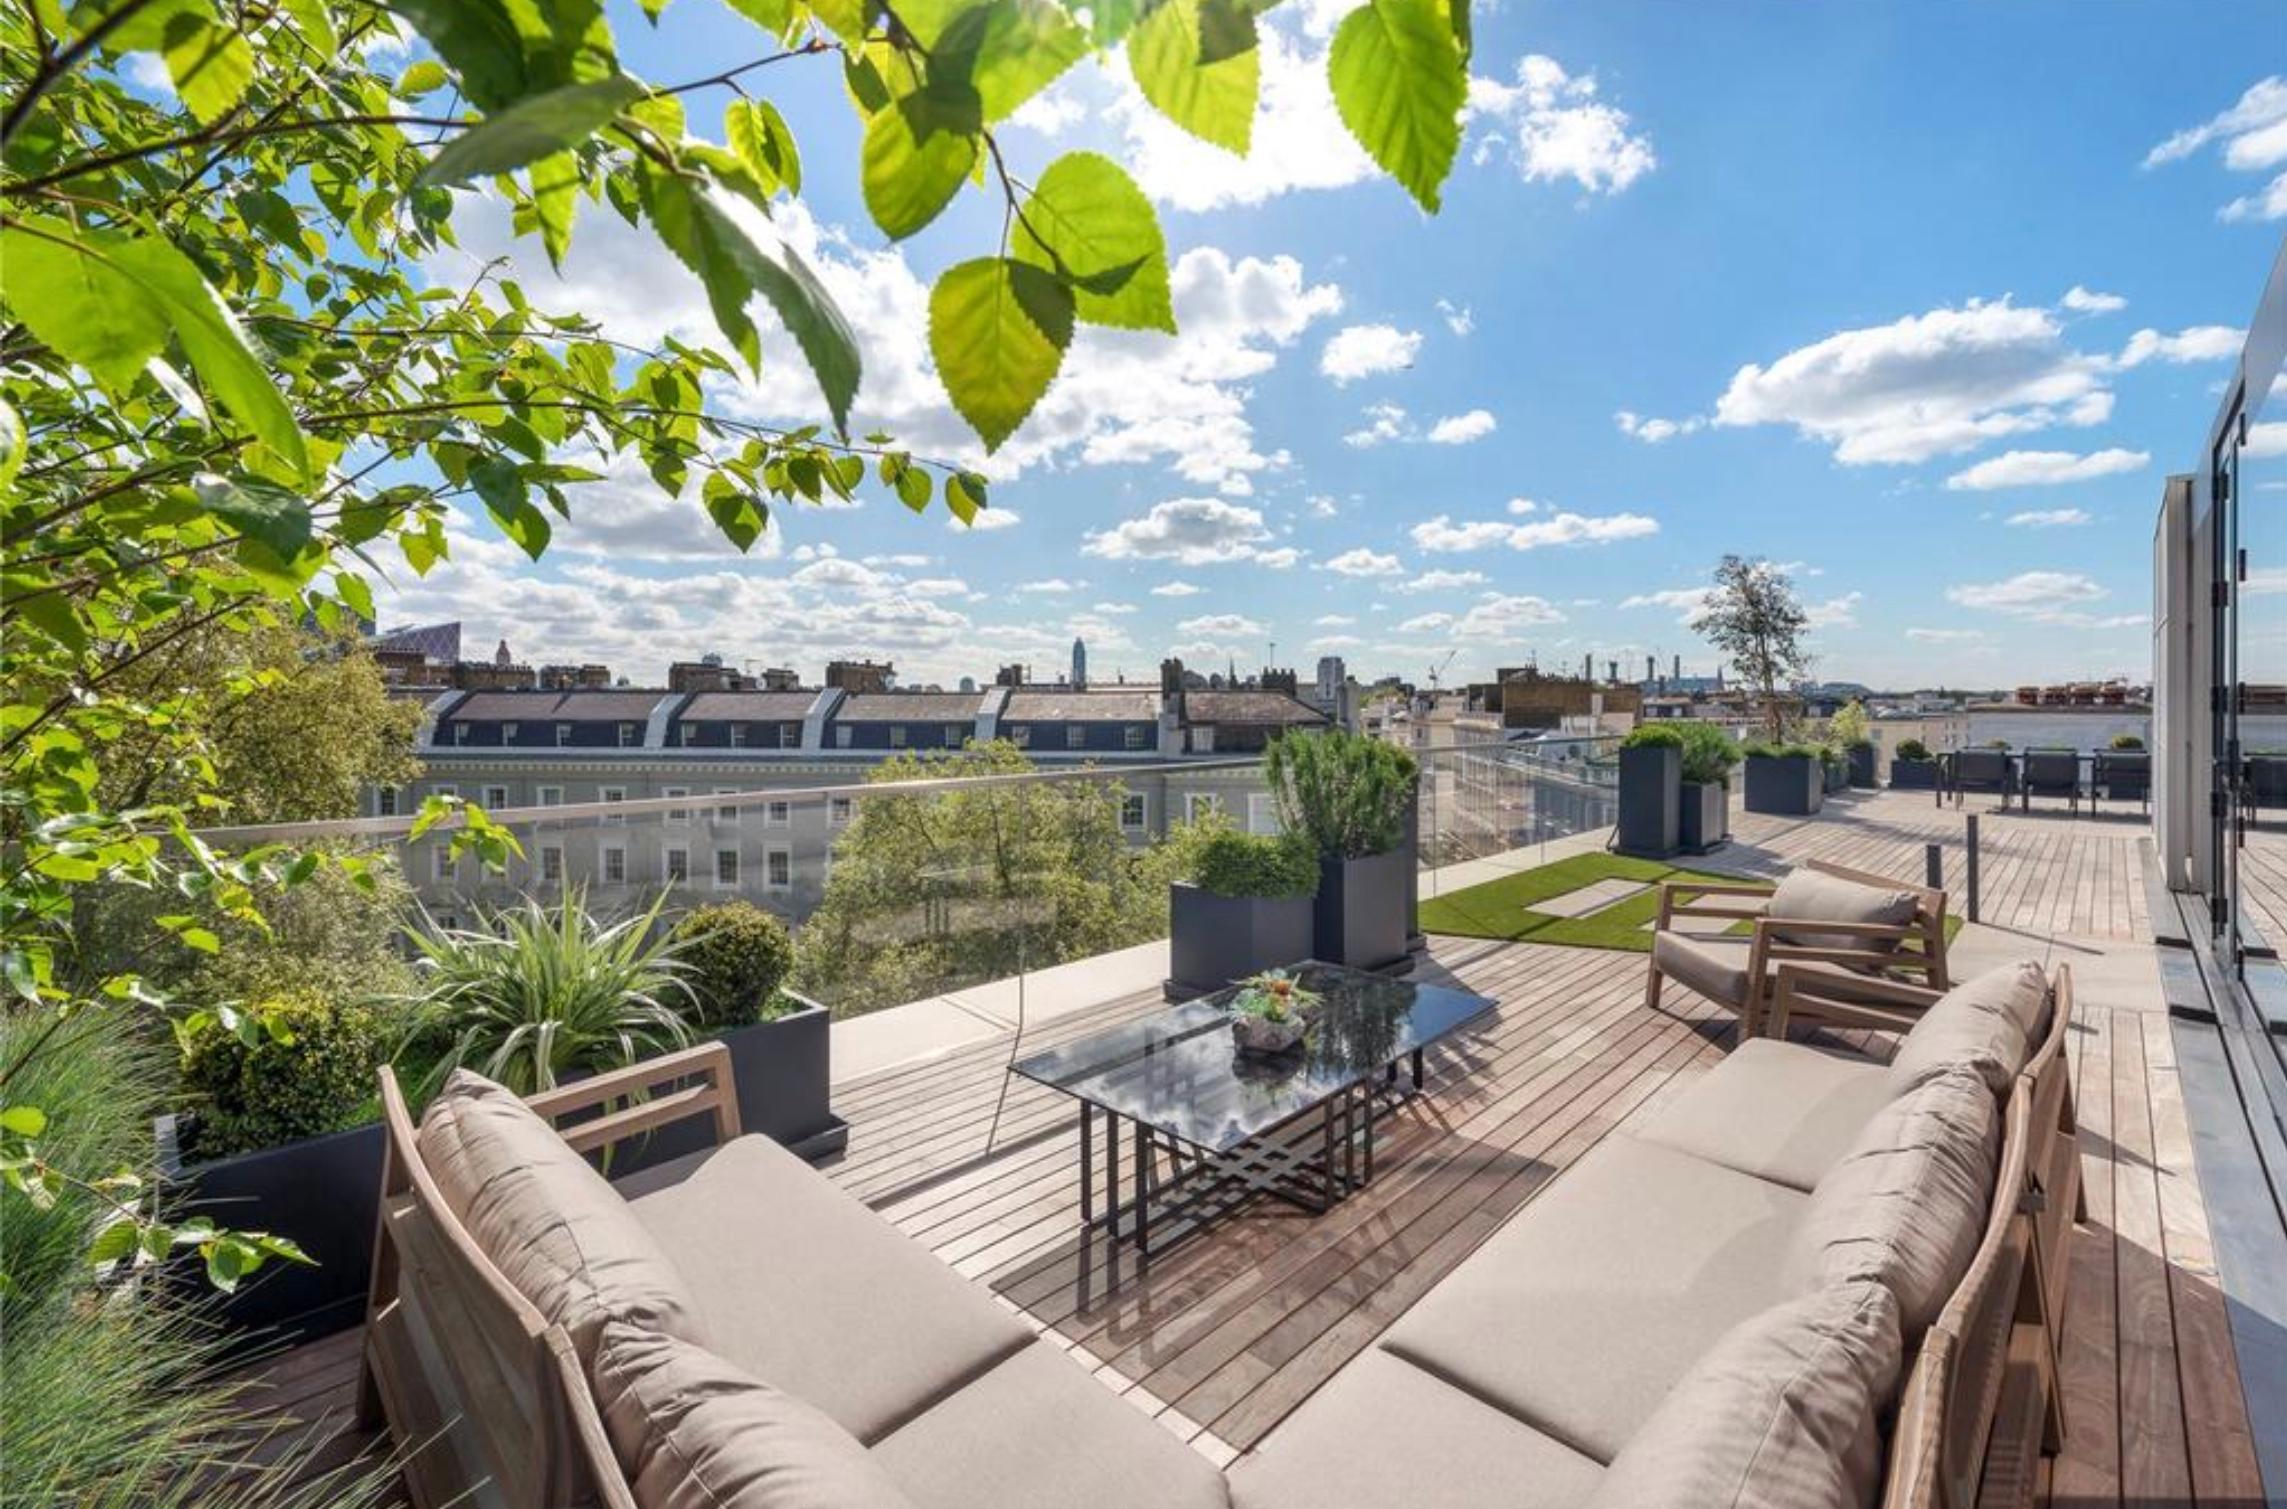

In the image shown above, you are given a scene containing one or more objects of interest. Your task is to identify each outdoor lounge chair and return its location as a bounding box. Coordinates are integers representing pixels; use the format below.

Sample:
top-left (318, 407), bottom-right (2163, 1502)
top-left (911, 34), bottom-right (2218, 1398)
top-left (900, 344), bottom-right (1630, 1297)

top-left (1641, 857), bottom-right (1950, 1039)
top-left (1948, 747), bottom-right (2016, 808)
top-left (2019, 747), bottom-right (2082, 814)
top-left (2093, 748), bottom-right (2150, 811)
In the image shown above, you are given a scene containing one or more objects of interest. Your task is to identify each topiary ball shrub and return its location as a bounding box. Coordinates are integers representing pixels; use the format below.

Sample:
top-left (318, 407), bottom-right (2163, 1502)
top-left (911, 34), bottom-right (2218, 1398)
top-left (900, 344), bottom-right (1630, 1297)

top-left (1191, 829), bottom-right (1320, 900)
top-left (1895, 739), bottom-right (1932, 762)
top-left (178, 987), bottom-right (384, 1160)
top-left (1620, 723), bottom-right (1686, 750)
top-left (671, 901), bottom-right (798, 1028)
top-left (2110, 733), bottom-right (2145, 751)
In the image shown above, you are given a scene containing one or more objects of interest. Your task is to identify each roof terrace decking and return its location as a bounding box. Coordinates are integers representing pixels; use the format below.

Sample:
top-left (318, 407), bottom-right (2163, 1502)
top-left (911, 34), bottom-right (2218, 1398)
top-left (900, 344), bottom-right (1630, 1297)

top-left (225, 790), bottom-right (2277, 1507)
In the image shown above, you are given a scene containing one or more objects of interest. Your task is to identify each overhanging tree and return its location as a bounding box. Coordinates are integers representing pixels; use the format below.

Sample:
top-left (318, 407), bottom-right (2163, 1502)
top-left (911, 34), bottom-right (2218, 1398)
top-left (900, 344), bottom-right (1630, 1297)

top-left (1697, 554), bottom-right (1810, 741)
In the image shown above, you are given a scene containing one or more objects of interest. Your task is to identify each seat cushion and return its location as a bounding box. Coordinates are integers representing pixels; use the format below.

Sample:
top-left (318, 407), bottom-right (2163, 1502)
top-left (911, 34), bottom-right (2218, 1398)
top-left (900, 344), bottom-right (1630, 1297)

top-left (869, 1339), bottom-right (1229, 1509)
top-left (1636, 1039), bottom-right (1902, 1191)
top-left (592, 1322), bottom-right (917, 1509)
top-left (1784, 1066), bottom-right (1998, 1337)
top-left (1766, 869), bottom-right (1920, 954)
top-left (1890, 960), bottom-right (2051, 1095)
top-left (1583, 1282), bottom-right (1903, 1509)
top-left (624, 1135), bottom-right (1032, 1444)
top-left (1652, 931), bottom-right (1752, 1010)
top-left (1231, 1348), bottom-right (1604, 1509)
top-left (416, 1070), bottom-right (701, 1362)
top-left (1381, 1134), bottom-right (1808, 1463)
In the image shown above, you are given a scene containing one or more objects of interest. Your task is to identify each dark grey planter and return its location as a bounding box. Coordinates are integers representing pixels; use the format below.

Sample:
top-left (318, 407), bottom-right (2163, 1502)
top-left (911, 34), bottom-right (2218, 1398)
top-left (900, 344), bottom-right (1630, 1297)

top-left (1313, 845), bottom-right (1411, 973)
top-left (1847, 744), bottom-right (1877, 788)
top-left (1890, 757), bottom-right (1939, 790)
top-left (1822, 759), bottom-right (1849, 795)
top-left (1678, 781), bottom-right (1729, 852)
top-left (1743, 753), bottom-right (1824, 816)
top-left (599, 996), bottom-right (847, 1174)
top-left (1166, 882), bottom-right (1315, 1000)
top-left (156, 1116), bottom-right (384, 1353)
top-left (1615, 743), bottom-right (1681, 858)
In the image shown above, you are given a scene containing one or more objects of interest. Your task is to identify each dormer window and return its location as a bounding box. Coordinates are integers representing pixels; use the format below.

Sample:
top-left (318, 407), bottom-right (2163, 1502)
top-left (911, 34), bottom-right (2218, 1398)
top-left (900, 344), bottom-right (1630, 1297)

top-left (502, 722), bottom-right (519, 743)
top-left (618, 722), bottom-right (639, 747)
top-left (730, 724), bottom-right (747, 747)
top-left (556, 723), bottom-right (572, 746)
top-left (1065, 724), bottom-right (1084, 750)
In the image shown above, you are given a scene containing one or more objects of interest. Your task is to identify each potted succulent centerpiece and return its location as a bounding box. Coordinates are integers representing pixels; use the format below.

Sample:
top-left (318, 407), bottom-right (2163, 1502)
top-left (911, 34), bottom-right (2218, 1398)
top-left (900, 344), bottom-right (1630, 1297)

top-left (1614, 724), bottom-right (1684, 858)
top-left (1228, 968), bottom-right (1321, 1056)
top-left (1890, 737), bottom-right (1940, 790)
top-left (1674, 722), bottom-right (1738, 852)
top-left (1267, 731), bottom-right (1420, 973)
top-left (1741, 741), bottom-right (1825, 816)
top-left (1165, 820), bottom-right (1319, 1000)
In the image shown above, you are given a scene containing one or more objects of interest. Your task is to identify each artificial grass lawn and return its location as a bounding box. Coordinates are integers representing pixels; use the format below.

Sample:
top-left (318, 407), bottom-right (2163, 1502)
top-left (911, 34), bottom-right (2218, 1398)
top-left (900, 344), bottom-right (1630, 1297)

top-left (1415, 851), bottom-right (1744, 953)
top-left (1415, 852), bottom-right (1968, 955)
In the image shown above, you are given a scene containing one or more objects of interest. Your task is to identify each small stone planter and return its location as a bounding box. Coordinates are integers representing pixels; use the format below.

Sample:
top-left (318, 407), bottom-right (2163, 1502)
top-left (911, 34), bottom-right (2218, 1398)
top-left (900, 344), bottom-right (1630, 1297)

top-left (1743, 752), bottom-right (1824, 816)
top-left (1313, 843), bottom-right (1413, 973)
top-left (1230, 1012), bottom-right (1308, 1056)
top-left (1847, 744), bottom-right (1877, 788)
top-left (1890, 757), bottom-right (1939, 790)
top-left (1615, 742), bottom-right (1682, 858)
top-left (1678, 780), bottom-right (1729, 852)
top-left (1167, 883), bottom-right (1315, 1000)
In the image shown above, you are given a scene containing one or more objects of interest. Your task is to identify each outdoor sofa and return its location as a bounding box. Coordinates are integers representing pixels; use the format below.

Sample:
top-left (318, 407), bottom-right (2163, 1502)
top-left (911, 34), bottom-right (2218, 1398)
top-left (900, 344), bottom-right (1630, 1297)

top-left (360, 956), bottom-right (2074, 1509)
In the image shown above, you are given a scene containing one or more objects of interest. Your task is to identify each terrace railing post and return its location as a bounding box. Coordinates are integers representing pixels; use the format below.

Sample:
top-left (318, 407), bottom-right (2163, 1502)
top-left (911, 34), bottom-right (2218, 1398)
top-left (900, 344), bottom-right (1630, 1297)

top-left (1926, 842), bottom-right (1943, 892)
top-left (1965, 814), bottom-right (1981, 924)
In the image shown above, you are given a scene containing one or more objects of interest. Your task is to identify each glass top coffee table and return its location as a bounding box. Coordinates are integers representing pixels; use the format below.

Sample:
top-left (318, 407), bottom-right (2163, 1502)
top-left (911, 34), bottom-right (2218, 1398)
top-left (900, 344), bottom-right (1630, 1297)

top-left (1011, 962), bottom-right (1497, 1264)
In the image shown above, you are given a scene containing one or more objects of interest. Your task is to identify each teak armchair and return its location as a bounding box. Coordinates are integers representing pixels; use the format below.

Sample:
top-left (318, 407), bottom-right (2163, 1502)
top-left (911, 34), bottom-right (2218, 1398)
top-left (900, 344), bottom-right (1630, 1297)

top-left (1642, 857), bottom-right (1950, 1039)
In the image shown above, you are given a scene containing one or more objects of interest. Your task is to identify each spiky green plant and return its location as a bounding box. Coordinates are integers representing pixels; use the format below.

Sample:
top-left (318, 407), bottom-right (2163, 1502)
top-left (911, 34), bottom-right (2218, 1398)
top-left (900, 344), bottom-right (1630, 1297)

top-left (401, 888), bottom-right (696, 1096)
top-left (1265, 731), bottom-right (1419, 860)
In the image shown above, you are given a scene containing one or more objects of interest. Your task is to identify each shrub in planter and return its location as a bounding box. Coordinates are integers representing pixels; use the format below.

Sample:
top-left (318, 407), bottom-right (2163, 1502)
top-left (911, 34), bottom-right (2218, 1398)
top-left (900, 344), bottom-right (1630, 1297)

top-left (1192, 826), bottom-right (1321, 900)
top-left (1890, 737), bottom-right (1939, 790)
top-left (1673, 722), bottom-right (1737, 850)
top-left (671, 900), bottom-right (798, 1027)
top-left (177, 988), bottom-right (384, 1161)
top-left (2109, 733), bottom-right (2146, 751)
top-left (1267, 731), bottom-right (1418, 970)
top-left (1166, 824), bottom-right (1319, 998)
top-left (1741, 741), bottom-right (1825, 815)
top-left (1616, 725), bottom-right (1684, 857)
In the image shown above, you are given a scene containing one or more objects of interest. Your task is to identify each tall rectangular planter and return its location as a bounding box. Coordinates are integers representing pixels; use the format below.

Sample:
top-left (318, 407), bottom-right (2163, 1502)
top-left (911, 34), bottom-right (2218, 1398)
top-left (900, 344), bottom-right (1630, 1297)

top-left (1678, 780), bottom-right (1729, 852)
top-left (1313, 845), bottom-right (1411, 973)
top-left (1166, 883), bottom-right (1315, 1000)
top-left (599, 997), bottom-right (848, 1175)
top-left (1847, 744), bottom-right (1877, 788)
top-left (1615, 743), bottom-right (1681, 858)
top-left (1890, 757), bottom-right (1939, 790)
top-left (1743, 753), bottom-right (1823, 816)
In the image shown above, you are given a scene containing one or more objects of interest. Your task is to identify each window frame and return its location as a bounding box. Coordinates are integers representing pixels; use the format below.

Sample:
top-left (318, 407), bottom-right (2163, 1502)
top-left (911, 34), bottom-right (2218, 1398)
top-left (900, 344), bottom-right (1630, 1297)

top-left (714, 847), bottom-right (740, 888)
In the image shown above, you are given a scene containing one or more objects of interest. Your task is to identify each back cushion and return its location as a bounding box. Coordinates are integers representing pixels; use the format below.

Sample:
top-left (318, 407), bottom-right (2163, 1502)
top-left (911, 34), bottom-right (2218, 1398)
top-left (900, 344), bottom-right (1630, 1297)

top-left (1585, 1281), bottom-right (1902, 1509)
top-left (1784, 1066), bottom-right (1998, 1338)
top-left (593, 1322), bottom-right (918, 1509)
top-left (1889, 960), bottom-right (2050, 1095)
top-left (1766, 869), bottom-right (1920, 955)
top-left (418, 1070), bottom-right (702, 1362)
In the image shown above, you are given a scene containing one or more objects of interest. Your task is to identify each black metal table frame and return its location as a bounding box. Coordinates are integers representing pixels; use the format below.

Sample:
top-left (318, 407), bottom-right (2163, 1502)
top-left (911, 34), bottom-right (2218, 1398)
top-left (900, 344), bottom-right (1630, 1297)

top-left (1074, 1048), bottom-right (1429, 1262)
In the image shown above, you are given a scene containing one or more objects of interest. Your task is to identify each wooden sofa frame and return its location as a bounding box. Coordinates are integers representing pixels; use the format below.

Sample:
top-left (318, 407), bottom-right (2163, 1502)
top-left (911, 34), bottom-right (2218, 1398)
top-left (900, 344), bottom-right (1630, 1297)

top-left (1644, 857), bottom-right (1952, 1037)
top-left (356, 1042), bottom-right (744, 1509)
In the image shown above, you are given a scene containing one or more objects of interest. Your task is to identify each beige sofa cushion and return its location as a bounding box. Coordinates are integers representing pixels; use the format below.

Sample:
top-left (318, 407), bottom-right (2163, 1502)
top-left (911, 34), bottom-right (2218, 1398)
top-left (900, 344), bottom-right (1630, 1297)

top-left (1784, 1066), bottom-right (1997, 1336)
top-left (1230, 1348), bottom-right (1603, 1509)
top-left (1651, 931), bottom-right (1753, 1009)
top-left (1635, 1039), bottom-right (1901, 1192)
top-left (1584, 1282), bottom-right (1902, 1509)
top-left (1381, 1134), bottom-right (1806, 1463)
top-left (1765, 868), bottom-right (1919, 954)
top-left (592, 1322), bottom-right (917, 1509)
top-left (1890, 960), bottom-right (2050, 1095)
top-left (623, 1134), bottom-right (1032, 1444)
top-left (869, 1339), bottom-right (1231, 1509)
top-left (416, 1070), bottom-right (700, 1360)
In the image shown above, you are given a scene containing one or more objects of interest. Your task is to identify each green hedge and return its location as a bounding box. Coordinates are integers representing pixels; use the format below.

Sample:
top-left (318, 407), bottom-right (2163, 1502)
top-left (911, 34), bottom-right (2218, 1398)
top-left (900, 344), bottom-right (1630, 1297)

top-left (670, 900), bottom-right (798, 1027)
top-left (1620, 723), bottom-right (1685, 750)
top-left (178, 988), bottom-right (384, 1159)
top-left (1191, 828), bottom-right (1320, 899)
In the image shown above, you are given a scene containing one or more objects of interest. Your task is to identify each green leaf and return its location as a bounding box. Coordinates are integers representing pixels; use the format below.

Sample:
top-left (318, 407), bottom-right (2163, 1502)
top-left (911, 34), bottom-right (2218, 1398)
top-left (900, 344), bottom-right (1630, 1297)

top-left (687, 185), bottom-right (863, 436)
top-left (860, 82), bottom-right (980, 240)
top-left (529, 151), bottom-right (580, 268)
top-left (929, 257), bottom-right (1073, 452)
top-left (190, 473), bottom-right (313, 561)
top-left (470, 457), bottom-right (552, 559)
top-left (702, 472), bottom-right (767, 550)
top-left (1012, 151), bottom-right (1174, 333)
top-left (1130, 0), bottom-right (1258, 154)
top-left (808, 0), bottom-right (870, 43)
top-left (726, 98), bottom-right (802, 197)
top-left (1327, 0), bottom-right (1465, 212)
top-left (385, 0), bottom-right (530, 111)
top-left (87, 1219), bottom-right (139, 1266)
top-left (0, 398), bottom-right (23, 494)
top-left (946, 470), bottom-right (987, 524)
top-left (162, 12), bottom-right (254, 125)
top-left (281, 0), bottom-right (339, 56)
top-left (395, 59), bottom-right (449, 97)
top-left (724, 0), bottom-right (795, 34)
top-left (0, 216), bottom-right (170, 390)
top-left (0, 1105), bottom-right (48, 1138)
top-left (419, 74), bottom-right (647, 187)
top-left (903, 0), bottom-right (1087, 123)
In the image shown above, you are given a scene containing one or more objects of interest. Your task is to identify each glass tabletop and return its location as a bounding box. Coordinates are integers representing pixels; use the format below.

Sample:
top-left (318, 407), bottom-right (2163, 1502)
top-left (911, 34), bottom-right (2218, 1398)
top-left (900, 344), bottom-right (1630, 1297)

top-left (1010, 962), bottom-right (1498, 1152)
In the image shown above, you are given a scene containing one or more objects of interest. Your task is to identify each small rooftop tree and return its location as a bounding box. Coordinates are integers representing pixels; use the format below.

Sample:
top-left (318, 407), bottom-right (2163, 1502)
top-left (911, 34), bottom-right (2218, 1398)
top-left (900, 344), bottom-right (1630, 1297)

top-left (1698, 556), bottom-right (1811, 741)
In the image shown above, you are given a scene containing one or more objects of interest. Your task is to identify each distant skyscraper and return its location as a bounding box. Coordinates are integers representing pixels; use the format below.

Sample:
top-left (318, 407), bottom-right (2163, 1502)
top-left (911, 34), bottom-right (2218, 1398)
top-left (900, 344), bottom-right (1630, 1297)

top-left (1071, 637), bottom-right (1087, 689)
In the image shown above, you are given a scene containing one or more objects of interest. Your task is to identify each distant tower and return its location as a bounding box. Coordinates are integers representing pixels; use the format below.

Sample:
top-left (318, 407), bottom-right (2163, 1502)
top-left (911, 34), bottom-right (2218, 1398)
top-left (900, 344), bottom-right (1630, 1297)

top-left (494, 638), bottom-right (513, 667)
top-left (1071, 637), bottom-right (1087, 689)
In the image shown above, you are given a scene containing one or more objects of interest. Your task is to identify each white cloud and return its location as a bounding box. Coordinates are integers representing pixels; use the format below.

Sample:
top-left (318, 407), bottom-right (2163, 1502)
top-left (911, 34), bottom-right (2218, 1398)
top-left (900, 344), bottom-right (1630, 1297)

top-left (2248, 421), bottom-right (2287, 460)
top-left (1310, 634), bottom-right (1364, 649)
top-left (1397, 612), bottom-right (1454, 634)
top-left (1314, 614), bottom-right (1357, 627)
top-left (2006, 508), bottom-right (2093, 528)
top-left (1410, 509), bottom-right (1659, 553)
top-left (2061, 286), bottom-right (2127, 315)
top-left (1436, 299), bottom-right (1475, 336)
top-left (2145, 77), bottom-right (2287, 223)
top-left (1451, 594), bottom-right (1566, 637)
top-left (1305, 494), bottom-right (1340, 519)
top-left (1505, 497), bottom-right (1540, 515)
top-left (1943, 448), bottom-right (2149, 490)
top-left (1945, 570), bottom-right (2117, 624)
top-left (1252, 546), bottom-right (1302, 569)
top-left (956, 508), bottom-right (1023, 532)
top-left (1397, 568), bottom-right (1489, 594)
top-left (1321, 323), bottom-right (1422, 384)
top-left (1468, 55), bottom-right (1656, 195)
top-left (864, 553), bottom-right (934, 568)
top-left (1614, 410), bottom-right (1704, 444)
top-left (1150, 580), bottom-right (1205, 597)
top-left (1426, 408), bottom-right (1498, 445)
top-left (1905, 627), bottom-right (1985, 643)
top-left (1084, 497), bottom-right (1278, 564)
top-left (1092, 601), bottom-right (1137, 615)
top-left (1179, 613), bottom-right (1266, 638)
top-left (1015, 578), bottom-right (1083, 594)
top-left (1343, 402), bottom-right (1410, 448)
top-left (2117, 325), bottom-right (2244, 366)
top-left (1806, 592), bottom-right (1863, 631)
top-left (1712, 298), bottom-right (2113, 465)
top-left (1326, 547), bottom-right (1405, 578)
top-left (1621, 586), bottom-right (1713, 613)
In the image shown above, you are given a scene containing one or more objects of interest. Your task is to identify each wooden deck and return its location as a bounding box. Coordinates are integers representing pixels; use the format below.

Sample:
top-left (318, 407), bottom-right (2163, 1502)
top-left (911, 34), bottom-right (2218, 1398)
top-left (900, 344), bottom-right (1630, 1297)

top-left (226, 796), bottom-right (2273, 1507)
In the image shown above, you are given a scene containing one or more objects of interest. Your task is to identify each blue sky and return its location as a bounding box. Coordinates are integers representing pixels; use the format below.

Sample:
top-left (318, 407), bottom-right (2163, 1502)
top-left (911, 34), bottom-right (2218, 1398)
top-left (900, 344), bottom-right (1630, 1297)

top-left (369, 0), bottom-right (2286, 691)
